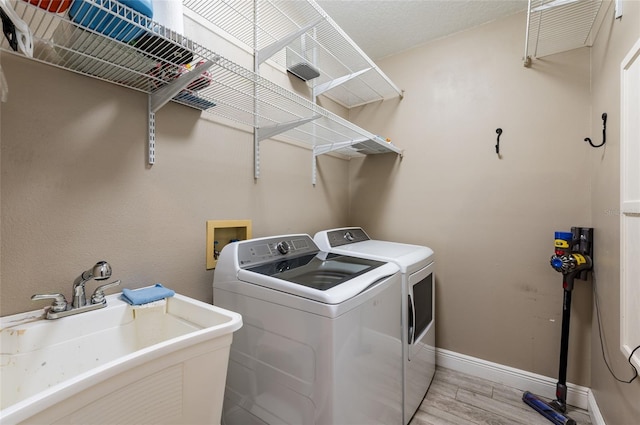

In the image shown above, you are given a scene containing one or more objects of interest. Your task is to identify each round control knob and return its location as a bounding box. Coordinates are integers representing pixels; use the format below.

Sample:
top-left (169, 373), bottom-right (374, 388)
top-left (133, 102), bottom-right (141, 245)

top-left (276, 241), bottom-right (290, 255)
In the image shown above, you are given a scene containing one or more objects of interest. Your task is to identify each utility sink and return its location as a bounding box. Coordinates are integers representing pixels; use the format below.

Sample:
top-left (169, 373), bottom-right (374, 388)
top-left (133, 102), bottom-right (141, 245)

top-left (0, 292), bottom-right (242, 425)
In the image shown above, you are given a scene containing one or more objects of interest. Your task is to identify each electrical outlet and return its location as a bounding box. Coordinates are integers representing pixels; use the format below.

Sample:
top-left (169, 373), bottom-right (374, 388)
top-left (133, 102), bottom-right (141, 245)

top-left (206, 220), bottom-right (252, 269)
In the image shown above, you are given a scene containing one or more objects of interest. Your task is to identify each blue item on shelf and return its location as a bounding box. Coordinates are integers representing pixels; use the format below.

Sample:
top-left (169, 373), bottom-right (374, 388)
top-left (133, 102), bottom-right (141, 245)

top-left (121, 283), bottom-right (175, 305)
top-left (69, 0), bottom-right (154, 42)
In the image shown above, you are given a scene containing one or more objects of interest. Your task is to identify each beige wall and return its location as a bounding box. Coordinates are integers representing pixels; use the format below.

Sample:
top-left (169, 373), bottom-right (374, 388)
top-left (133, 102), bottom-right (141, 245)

top-left (349, 12), bottom-right (593, 385)
top-left (0, 54), bottom-right (350, 316)
top-left (348, 2), bottom-right (640, 421)
top-left (589, 1), bottom-right (640, 424)
top-left (2, 3), bottom-right (639, 422)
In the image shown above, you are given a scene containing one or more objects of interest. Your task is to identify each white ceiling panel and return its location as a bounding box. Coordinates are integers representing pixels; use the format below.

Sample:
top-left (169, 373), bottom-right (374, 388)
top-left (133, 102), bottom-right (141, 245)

top-left (317, 0), bottom-right (528, 59)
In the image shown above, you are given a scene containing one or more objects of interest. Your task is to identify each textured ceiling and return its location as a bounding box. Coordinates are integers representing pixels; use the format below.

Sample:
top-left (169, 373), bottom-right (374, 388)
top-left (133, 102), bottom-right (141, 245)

top-left (317, 0), bottom-right (529, 60)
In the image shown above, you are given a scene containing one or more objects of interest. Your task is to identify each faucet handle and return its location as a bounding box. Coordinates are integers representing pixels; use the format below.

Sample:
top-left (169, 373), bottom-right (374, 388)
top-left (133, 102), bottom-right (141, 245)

top-left (31, 293), bottom-right (68, 312)
top-left (91, 280), bottom-right (121, 304)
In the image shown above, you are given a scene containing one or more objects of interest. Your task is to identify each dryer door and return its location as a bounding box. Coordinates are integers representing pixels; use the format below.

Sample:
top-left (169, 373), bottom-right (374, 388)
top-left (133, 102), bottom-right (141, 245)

top-left (405, 261), bottom-right (436, 423)
top-left (407, 261), bottom-right (434, 361)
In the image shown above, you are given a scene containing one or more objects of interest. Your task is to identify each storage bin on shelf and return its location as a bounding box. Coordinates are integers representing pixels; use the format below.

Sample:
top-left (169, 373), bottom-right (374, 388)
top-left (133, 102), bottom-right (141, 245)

top-left (68, 0), bottom-right (153, 42)
top-left (25, 0), bottom-right (71, 13)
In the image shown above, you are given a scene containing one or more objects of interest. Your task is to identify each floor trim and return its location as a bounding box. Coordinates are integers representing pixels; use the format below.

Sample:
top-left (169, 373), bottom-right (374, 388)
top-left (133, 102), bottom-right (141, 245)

top-left (435, 348), bottom-right (591, 410)
top-left (587, 390), bottom-right (606, 425)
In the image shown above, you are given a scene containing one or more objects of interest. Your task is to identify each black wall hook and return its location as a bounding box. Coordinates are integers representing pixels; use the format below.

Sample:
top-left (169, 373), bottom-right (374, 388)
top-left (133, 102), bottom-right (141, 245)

top-left (495, 128), bottom-right (503, 155)
top-left (585, 113), bottom-right (607, 148)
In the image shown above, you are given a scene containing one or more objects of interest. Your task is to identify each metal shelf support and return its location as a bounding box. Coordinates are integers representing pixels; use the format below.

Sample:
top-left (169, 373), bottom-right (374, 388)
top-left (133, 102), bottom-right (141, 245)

top-left (257, 18), bottom-right (324, 65)
top-left (149, 60), bottom-right (216, 112)
top-left (254, 115), bottom-right (321, 179)
top-left (313, 68), bottom-right (372, 98)
top-left (257, 116), bottom-right (321, 142)
top-left (312, 140), bottom-right (365, 186)
top-left (147, 60), bottom-right (216, 164)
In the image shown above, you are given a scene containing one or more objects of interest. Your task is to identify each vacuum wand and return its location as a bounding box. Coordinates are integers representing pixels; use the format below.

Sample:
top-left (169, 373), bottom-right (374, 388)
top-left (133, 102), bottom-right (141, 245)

top-left (523, 228), bottom-right (593, 425)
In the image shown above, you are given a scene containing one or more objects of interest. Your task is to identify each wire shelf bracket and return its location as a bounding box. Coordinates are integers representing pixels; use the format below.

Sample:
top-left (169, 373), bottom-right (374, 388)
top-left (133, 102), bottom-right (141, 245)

top-left (257, 115), bottom-right (321, 142)
top-left (147, 60), bottom-right (216, 164)
top-left (149, 60), bottom-right (216, 112)
top-left (313, 68), bottom-right (371, 98)
top-left (253, 115), bottom-right (321, 179)
top-left (256, 18), bottom-right (324, 66)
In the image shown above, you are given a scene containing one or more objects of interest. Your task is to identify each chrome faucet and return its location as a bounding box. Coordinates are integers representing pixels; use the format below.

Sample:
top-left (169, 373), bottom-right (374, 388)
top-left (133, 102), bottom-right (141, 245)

top-left (31, 261), bottom-right (121, 319)
top-left (72, 261), bottom-right (112, 308)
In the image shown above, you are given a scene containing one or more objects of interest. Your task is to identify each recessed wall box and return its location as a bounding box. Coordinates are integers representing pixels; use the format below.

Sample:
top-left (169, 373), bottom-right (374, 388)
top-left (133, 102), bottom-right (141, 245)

top-left (206, 220), bottom-right (252, 269)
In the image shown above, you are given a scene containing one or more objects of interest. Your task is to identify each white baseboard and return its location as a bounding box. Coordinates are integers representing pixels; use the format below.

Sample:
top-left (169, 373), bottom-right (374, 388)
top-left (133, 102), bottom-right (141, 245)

top-left (587, 390), bottom-right (606, 425)
top-left (435, 348), bottom-right (591, 410)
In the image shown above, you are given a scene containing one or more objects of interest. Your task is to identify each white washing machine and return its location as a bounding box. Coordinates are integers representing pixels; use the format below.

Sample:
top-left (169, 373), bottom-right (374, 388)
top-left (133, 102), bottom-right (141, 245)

top-left (314, 227), bottom-right (435, 424)
top-left (213, 234), bottom-right (403, 425)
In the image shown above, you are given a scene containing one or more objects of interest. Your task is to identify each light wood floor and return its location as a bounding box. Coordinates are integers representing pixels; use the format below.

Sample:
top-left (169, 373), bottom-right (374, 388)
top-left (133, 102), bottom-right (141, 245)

top-left (409, 367), bottom-right (593, 425)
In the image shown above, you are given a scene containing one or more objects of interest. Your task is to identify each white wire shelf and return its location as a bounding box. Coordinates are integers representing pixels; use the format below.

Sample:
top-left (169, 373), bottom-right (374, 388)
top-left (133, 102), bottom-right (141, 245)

top-left (1, 0), bottom-right (402, 172)
top-left (182, 0), bottom-right (404, 108)
top-left (524, 0), bottom-right (607, 66)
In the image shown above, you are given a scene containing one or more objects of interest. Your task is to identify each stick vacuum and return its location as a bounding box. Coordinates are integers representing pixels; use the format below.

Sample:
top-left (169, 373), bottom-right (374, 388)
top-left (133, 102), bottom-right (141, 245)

top-left (523, 227), bottom-right (593, 425)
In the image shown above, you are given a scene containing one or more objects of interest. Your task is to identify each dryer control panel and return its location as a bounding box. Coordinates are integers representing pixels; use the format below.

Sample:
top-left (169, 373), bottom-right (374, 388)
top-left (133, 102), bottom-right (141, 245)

top-left (324, 227), bottom-right (370, 247)
top-left (237, 235), bottom-right (319, 268)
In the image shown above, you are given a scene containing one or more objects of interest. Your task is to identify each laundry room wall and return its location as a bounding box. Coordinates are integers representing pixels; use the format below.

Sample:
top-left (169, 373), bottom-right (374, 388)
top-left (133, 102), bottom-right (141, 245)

top-left (588, 1), bottom-right (640, 424)
top-left (348, 11), bottom-right (594, 387)
top-left (0, 52), bottom-right (350, 316)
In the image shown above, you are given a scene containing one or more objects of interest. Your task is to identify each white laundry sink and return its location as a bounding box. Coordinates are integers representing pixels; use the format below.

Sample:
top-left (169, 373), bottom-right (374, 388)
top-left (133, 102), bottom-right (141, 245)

top-left (0, 292), bottom-right (242, 425)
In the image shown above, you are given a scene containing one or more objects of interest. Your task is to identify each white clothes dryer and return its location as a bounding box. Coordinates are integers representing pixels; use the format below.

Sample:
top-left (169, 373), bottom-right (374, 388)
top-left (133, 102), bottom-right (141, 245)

top-left (213, 234), bottom-right (403, 425)
top-left (314, 227), bottom-right (435, 425)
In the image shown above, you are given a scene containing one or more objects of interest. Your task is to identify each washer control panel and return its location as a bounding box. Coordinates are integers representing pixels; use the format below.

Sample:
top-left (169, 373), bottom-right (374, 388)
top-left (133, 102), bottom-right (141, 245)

top-left (238, 235), bottom-right (318, 267)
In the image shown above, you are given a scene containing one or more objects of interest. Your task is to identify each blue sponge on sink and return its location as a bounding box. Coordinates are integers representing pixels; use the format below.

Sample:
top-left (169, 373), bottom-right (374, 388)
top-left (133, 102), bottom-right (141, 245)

top-left (122, 284), bottom-right (175, 305)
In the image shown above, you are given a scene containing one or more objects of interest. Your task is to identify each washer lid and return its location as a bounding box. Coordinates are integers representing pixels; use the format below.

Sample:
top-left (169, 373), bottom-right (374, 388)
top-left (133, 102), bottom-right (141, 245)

top-left (247, 252), bottom-right (384, 289)
top-left (237, 251), bottom-right (399, 304)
